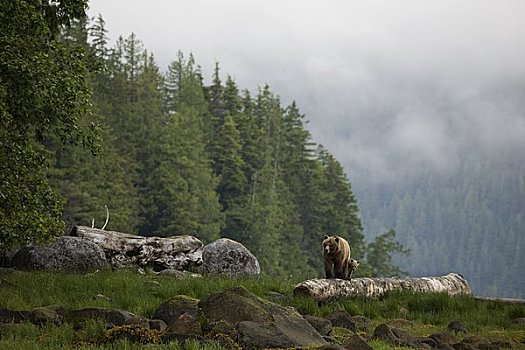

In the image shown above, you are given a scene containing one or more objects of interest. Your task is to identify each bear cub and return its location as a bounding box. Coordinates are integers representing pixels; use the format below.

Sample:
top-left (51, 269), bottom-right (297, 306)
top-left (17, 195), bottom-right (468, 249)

top-left (322, 235), bottom-right (352, 280)
top-left (348, 258), bottom-right (360, 279)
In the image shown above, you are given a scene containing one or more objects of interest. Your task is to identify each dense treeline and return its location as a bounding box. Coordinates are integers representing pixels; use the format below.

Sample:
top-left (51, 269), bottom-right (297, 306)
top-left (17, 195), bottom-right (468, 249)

top-left (48, 17), bottom-right (369, 278)
top-left (0, 6), bottom-right (408, 279)
top-left (357, 152), bottom-right (525, 298)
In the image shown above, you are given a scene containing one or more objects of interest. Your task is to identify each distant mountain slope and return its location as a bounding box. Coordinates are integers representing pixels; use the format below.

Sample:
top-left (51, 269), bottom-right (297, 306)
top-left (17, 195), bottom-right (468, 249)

top-left (354, 151), bottom-right (525, 298)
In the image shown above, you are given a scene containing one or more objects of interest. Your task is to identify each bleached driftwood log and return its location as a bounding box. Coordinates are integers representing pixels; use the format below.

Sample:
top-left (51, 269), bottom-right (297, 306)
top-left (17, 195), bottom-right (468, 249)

top-left (293, 273), bottom-right (471, 302)
top-left (71, 226), bottom-right (203, 271)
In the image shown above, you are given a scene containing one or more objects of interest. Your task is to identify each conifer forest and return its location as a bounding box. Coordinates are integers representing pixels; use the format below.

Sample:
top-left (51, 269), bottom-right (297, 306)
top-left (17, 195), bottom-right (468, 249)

top-left (1, 1), bottom-right (523, 299)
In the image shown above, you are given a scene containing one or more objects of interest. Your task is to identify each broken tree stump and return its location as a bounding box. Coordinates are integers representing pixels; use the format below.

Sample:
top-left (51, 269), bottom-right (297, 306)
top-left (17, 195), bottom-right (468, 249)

top-left (71, 226), bottom-right (203, 271)
top-left (293, 273), bottom-right (471, 302)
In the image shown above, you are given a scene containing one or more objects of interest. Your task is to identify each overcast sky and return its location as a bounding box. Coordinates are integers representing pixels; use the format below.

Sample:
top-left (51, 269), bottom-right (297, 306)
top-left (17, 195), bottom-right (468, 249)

top-left (87, 0), bottom-right (525, 184)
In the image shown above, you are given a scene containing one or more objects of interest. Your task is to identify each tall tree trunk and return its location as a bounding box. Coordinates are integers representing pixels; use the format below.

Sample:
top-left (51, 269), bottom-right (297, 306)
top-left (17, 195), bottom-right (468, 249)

top-left (293, 273), bottom-right (471, 302)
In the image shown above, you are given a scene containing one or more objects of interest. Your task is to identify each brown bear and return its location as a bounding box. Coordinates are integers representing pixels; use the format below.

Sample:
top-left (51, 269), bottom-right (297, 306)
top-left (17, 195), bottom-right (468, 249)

top-left (348, 258), bottom-right (360, 279)
top-left (322, 235), bottom-right (351, 279)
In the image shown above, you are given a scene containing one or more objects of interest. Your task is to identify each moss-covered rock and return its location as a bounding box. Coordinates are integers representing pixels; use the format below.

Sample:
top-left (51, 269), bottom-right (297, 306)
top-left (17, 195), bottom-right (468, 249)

top-left (151, 295), bottom-right (199, 326)
top-left (30, 305), bottom-right (65, 325)
top-left (198, 286), bottom-right (326, 349)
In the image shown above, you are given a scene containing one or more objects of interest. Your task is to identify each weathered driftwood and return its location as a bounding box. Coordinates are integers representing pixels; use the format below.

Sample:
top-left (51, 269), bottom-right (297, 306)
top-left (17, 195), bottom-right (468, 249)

top-left (71, 226), bottom-right (203, 271)
top-left (293, 273), bottom-right (471, 302)
top-left (474, 296), bottom-right (525, 305)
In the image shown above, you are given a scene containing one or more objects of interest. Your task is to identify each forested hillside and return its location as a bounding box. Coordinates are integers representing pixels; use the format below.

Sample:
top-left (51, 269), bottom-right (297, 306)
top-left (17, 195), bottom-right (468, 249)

top-left (0, 13), bottom-right (406, 279)
top-left (355, 151), bottom-right (525, 298)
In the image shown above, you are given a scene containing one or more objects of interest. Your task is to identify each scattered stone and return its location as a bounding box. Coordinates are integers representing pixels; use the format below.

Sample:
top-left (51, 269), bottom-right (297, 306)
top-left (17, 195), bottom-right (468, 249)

top-left (374, 323), bottom-right (429, 349)
top-left (201, 238), bottom-right (260, 277)
top-left (437, 345), bottom-right (456, 350)
top-left (448, 320), bottom-right (468, 334)
top-left (347, 315), bottom-right (372, 332)
top-left (416, 337), bottom-right (438, 348)
top-left (30, 305), bottom-right (65, 325)
top-left (207, 319), bottom-right (238, 337)
top-left (461, 336), bottom-right (491, 348)
top-left (124, 316), bottom-right (150, 328)
top-left (323, 335), bottom-right (338, 344)
top-left (151, 295), bottom-right (199, 326)
top-left (265, 291), bottom-right (290, 303)
top-left (148, 319), bottom-right (167, 332)
top-left (342, 334), bottom-right (374, 350)
top-left (11, 236), bottom-right (108, 273)
top-left (325, 310), bottom-right (357, 332)
top-left (237, 320), bottom-right (294, 349)
top-left (392, 327), bottom-right (430, 349)
top-left (71, 308), bottom-right (136, 326)
top-left (304, 315), bottom-right (332, 336)
top-left (205, 320), bottom-right (240, 350)
top-left (315, 344), bottom-right (347, 350)
top-left (165, 312), bottom-right (202, 337)
top-left (208, 333), bottom-right (239, 350)
top-left (93, 294), bottom-right (111, 302)
top-left (0, 307), bottom-right (30, 323)
top-left (430, 332), bottom-right (460, 346)
top-left (452, 342), bottom-right (476, 350)
top-left (491, 339), bottom-right (516, 348)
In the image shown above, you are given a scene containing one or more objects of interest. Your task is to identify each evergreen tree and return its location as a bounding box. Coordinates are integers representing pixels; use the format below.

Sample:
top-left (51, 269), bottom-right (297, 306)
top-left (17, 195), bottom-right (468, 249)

top-left (142, 52), bottom-right (222, 241)
top-left (89, 14), bottom-right (109, 60)
top-left (47, 16), bottom-right (141, 233)
top-left (317, 146), bottom-right (365, 258)
top-left (366, 229), bottom-right (410, 277)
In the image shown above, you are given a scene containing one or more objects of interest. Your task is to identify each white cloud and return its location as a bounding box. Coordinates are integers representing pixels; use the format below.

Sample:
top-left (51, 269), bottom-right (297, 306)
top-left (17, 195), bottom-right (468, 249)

top-left (88, 0), bottom-right (525, 182)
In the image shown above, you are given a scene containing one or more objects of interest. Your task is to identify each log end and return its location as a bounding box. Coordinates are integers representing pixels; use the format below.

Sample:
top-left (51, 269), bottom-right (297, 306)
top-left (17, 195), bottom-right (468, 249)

top-left (293, 284), bottom-right (314, 298)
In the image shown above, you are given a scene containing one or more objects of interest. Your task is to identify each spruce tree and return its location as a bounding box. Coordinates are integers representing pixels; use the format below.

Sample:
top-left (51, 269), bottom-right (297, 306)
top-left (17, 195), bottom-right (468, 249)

top-left (142, 53), bottom-right (222, 241)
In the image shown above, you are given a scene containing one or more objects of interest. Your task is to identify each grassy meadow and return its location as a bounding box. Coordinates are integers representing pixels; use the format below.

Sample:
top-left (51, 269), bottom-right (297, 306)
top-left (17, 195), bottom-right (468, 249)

top-left (0, 269), bottom-right (524, 349)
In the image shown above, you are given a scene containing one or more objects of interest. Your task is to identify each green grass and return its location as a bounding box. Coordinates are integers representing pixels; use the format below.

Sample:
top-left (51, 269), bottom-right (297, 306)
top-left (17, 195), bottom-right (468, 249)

top-left (1, 269), bottom-right (524, 349)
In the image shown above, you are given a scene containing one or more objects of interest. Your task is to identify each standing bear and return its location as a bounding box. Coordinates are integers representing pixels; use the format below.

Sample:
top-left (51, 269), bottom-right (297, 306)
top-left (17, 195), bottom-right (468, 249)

top-left (322, 235), bottom-right (352, 279)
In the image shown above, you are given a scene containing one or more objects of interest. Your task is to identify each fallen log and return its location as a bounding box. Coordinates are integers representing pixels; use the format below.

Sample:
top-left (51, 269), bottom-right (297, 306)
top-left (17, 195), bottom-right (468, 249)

top-left (71, 226), bottom-right (203, 271)
top-left (474, 296), bottom-right (525, 306)
top-left (293, 273), bottom-right (471, 302)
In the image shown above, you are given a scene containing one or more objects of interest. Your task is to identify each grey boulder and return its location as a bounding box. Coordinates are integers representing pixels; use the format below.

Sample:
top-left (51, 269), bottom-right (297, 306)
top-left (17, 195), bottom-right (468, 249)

top-left (201, 238), bottom-right (260, 276)
top-left (11, 236), bottom-right (108, 273)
